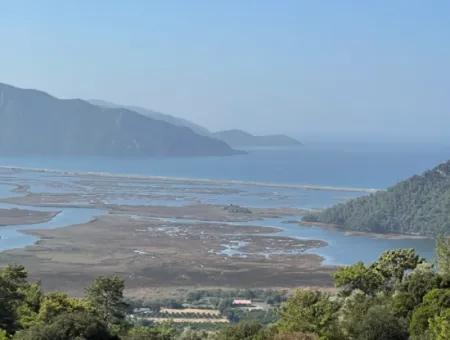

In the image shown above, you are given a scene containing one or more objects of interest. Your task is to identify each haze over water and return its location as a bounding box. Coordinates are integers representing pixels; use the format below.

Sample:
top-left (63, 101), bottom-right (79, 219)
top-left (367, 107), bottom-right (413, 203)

top-left (1, 143), bottom-right (448, 189)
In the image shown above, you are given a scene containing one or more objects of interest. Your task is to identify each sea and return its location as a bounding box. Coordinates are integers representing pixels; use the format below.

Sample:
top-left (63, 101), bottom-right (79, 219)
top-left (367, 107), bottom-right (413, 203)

top-left (1, 142), bottom-right (448, 189)
top-left (0, 142), bottom-right (448, 265)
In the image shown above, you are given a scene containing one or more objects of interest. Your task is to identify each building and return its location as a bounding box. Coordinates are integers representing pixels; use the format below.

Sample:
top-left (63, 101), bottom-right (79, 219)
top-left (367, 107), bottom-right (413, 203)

top-left (232, 299), bottom-right (252, 306)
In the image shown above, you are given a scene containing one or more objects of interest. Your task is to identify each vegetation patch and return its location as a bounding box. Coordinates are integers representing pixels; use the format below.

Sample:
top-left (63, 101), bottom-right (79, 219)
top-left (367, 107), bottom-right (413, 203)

top-left (304, 160), bottom-right (450, 236)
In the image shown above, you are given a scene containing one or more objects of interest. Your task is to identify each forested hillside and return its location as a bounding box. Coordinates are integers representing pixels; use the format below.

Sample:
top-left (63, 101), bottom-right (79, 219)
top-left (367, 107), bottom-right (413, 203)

top-left (304, 160), bottom-right (450, 236)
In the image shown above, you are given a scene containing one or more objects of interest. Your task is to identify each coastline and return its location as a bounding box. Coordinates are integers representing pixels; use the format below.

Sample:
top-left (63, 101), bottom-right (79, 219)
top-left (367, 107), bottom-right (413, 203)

top-left (1, 213), bottom-right (334, 296)
top-left (0, 208), bottom-right (59, 226)
top-left (299, 220), bottom-right (432, 240)
top-left (0, 164), bottom-right (436, 296)
top-left (0, 164), bottom-right (379, 194)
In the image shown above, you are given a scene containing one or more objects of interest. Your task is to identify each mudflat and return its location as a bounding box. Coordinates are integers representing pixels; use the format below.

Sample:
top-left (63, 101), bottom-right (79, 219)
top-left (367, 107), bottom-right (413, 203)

top-left (0, 208), bottom-right (59, 226)
top-left (0, 167), bottom-right (337, 298)
top-left (1, 213), bottom-right (333, 297)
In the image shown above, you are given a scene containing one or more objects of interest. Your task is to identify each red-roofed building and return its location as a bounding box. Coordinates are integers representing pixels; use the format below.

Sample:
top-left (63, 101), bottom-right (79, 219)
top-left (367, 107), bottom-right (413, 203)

top-left (232, 299), bottom-right (252, 306)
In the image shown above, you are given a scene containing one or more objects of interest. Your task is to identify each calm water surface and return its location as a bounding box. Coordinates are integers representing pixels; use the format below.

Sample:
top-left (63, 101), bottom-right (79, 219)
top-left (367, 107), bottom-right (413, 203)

top-left (1, 143), bottom-right (449, 188)
top-left (0, 143), bottom-right (446, 264)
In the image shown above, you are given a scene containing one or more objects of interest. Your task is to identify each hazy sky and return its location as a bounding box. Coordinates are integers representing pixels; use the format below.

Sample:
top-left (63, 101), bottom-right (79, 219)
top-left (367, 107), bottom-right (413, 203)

top-left (1, 1), bottom-right (449, 142)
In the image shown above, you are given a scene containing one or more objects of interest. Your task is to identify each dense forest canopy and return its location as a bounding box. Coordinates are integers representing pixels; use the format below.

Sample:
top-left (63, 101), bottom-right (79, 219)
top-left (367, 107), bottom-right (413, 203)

top-left (3, 240), bottom-right (450, 339)
top-left (304, 160), bottom-right (450, 236)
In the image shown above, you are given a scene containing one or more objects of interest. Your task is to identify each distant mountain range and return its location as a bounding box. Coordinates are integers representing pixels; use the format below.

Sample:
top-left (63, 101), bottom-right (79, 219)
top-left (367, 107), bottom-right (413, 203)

top-left (88, 99), bottom-right (210, 136)
top-left (90, 100), bottom-right (302, 148)
top-left (0, 83), bottom-right (237, 157)
top-left (303, 160), bottom-right (450, 236)
top-left (212, 129), bottom-right (302, 148)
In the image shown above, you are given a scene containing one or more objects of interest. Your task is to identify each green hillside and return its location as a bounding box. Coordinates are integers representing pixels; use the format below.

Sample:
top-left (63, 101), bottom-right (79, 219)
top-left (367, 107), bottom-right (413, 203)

top-left (304, 160), bottom-right (450, 236)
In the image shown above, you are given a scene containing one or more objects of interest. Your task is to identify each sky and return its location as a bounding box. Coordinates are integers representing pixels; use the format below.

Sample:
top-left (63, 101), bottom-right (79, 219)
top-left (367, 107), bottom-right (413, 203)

top-left (1, 1), bottom-right (450, 143)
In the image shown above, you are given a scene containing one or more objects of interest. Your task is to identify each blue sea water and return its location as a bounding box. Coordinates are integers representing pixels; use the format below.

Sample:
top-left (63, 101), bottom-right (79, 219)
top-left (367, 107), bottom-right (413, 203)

top-left (0, 142), bottom-right (448, 265)
top-left (0, 143), bottom-right (448, 189)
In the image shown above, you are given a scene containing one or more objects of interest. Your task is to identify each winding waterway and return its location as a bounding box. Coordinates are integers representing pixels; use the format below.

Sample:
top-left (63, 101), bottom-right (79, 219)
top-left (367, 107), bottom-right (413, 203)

top-left (0, 184), bottom-right (103, 252)
top-left (155, 216), bottom-right (435, 265)
top-left (0, 173), bottom-right (437, 266)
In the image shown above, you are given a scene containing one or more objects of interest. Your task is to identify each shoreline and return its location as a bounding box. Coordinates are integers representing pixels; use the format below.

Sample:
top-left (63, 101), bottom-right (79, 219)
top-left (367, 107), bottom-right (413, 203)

top-left (0, 214), bottom-right (335, 296)
top-left (0, 164), bottom-right (379, 194)
top-left (0, 208), bottom-right (59, 226)
top-left (299, 220), bottom-right (432, 240)
top-left (0, 165), bottom-right (434, 297)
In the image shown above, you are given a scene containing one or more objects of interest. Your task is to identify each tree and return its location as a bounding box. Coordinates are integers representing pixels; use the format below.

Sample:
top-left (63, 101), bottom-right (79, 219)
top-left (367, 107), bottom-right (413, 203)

top-left (392, 263), bottom-right (440, 319)
top-left (371, 249), bottom-right (423, 286)
top-left (177, 328), bottom-right (211, 340)
top-left (436, 235), bottom-right (450, 277)
top-left (276, 290), bottom-right (343, 340)
top-left (216, 321), bottom-right (265, 340)
top-left (352, 304), bottom-right (408, 340)
top-left (13, 311), bottom-right (118, 340)
top-left (339, 290), bottom-right (375, 337)
top-left (429, 308), bottom-right (450, 340)
top-left (332, 262), bottom-right (383, 296)
top-left (124, 324), bottom-right (177, 340)
top-left (409, 288), bottom-right (450, 339)
top-left (0, 265), bottom-right (33, 334)
top-left (86, 275), bottom-right (128, 330)
top-left (273, 333), bottom-right (319, 340)
top-left (15, 282), bottom-right (42, 329)
top-left (37, 292), bottom-right (91, 323)
top-left (0, 330), bottom-right (8, 340)
top-left (1, 265), bottom-right (28, 286)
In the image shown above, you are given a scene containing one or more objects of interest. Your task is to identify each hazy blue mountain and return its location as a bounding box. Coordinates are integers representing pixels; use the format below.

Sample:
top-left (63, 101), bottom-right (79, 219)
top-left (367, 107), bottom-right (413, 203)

top-left (89, 99), bottom-right (211, 136)
top-left (0, 83), bottom-right (238, 157)
top-left (303, 160), bottom-right (450, 236)
top-left (89, 100), bottom-right (302, 149)
top-left (213, 129), bottom-right (302, 148)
